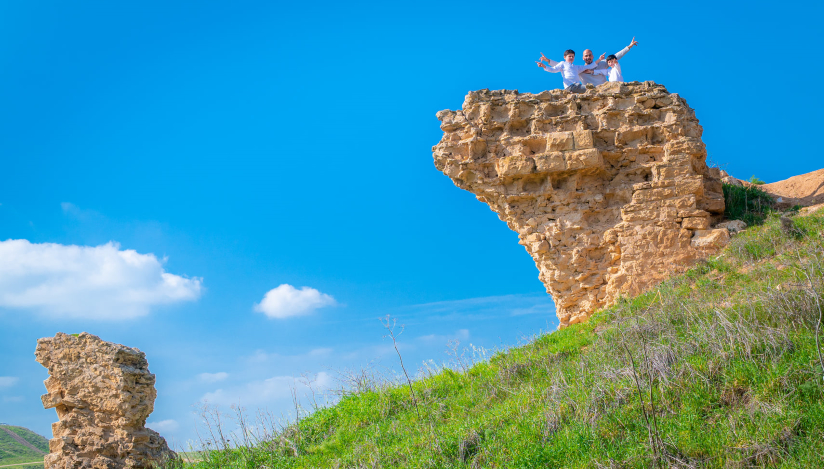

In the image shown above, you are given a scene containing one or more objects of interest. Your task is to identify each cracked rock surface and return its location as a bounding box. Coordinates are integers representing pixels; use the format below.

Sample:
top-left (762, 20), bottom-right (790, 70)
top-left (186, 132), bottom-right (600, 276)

top-left (433, 82), bottom-right (728, 327)
top-left (35, 332), bottom-right (175, 469)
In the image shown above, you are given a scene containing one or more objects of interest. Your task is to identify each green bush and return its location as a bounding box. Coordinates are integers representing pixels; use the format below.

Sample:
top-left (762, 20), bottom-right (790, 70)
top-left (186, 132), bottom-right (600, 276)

top-left (723, 182), bottom-right (774, 226)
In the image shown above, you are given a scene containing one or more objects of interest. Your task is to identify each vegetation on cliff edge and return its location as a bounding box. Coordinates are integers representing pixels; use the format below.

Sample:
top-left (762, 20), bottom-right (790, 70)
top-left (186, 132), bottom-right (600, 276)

top-left (176, 209), bottom-right (824, 468)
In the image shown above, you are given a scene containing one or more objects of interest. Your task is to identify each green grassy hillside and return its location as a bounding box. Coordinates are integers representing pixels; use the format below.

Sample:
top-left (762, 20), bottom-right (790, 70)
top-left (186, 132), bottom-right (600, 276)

top-left (0, 424), bottom-right (47, 468)
top-left (178, 207), bottom-right (824, 468)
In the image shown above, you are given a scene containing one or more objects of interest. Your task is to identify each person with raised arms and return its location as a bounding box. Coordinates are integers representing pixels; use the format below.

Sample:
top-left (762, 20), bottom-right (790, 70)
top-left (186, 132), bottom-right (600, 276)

top-left (540, 37), bottom-right (638, 87)
top-left (537, 49), bottom-right (605, 93)
top-left (594, 54), bottom-right (624, 83)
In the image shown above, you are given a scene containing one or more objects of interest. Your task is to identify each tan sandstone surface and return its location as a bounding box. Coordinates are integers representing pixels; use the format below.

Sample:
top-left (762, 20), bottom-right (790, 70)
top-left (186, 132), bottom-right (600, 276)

top-left (35, 332), bottom-right (175, 469)
top-left (762, 168), bottom-right (824, 208)
top-left (433, 82), bottom-right (729, 327)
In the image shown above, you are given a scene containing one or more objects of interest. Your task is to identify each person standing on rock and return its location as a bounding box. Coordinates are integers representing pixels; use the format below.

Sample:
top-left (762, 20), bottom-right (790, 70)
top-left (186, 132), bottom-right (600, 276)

top-left (539, 37), bottom-right (638, 87)
top-left (593, 54), bottom-right (624, 82)
top-left (537, 49), bottom-right (604, 93)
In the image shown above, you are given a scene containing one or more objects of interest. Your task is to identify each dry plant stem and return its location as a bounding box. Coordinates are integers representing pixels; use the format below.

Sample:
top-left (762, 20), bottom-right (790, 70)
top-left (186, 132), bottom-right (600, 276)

top-left (804, 263), bottom-right (824, 379)
top-left (300, 372), bottom-right (321, 411)
top-left (621, 340), bottom-right (658, 465)
top-left (381, 316), bottom-right (422, 420)
top-left (816, 295), bottom-right (824, 379)
top-left (637, 318), bottom-right (663, 467)
top-left (793, 245), bottom-right (824, 379)
top-left (290, 385), bottom-right (302, 455)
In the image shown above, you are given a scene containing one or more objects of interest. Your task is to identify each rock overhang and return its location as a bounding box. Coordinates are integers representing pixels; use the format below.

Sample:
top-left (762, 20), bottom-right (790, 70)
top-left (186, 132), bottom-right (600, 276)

top-left (433, 82), bottom-right (729, 327)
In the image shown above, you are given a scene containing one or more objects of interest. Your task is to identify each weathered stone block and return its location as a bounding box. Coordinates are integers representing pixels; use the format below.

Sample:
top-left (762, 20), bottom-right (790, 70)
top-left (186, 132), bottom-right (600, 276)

top-left (495, 155), bottom-right (535, 177)
top-left (617, 128), bottom-right (649, 146)
top-left (573, 130), bottom-right (594, 149)
top-left (691, 229), bottom-right (730, 249)
top-left (716, 219), bottom-right (747, 233)
top-left (676, 176), bottom-right (705, 197)
top-left (682, 217), bottom-right (710, 230)
top-left (632, 187), bottom-right (676, 203)
top-left (621, 207), bottom-right (658, 222)
top-left (565, 149), bottom-right (602, 171)
top-left (655, 164), bottom-right (691, 179)
top-left (534, 153), bottom-right (565, 173)
top-left (547, 131), bottom-right (574, 151)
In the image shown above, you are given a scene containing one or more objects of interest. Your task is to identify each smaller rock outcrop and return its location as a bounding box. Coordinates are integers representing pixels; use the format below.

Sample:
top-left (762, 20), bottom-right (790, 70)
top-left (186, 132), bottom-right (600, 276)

top-left (35, 332), bottom-right (175, 469)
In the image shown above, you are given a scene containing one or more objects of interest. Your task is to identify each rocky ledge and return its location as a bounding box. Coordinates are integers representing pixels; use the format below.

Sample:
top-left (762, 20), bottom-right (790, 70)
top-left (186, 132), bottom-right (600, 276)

top-left (433, 82), bottom-right (729, 327)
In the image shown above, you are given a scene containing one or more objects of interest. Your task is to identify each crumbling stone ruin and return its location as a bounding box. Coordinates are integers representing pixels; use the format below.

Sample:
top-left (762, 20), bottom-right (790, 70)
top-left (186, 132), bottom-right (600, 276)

top-left (35, 332), bottom-right (176, 469)
top-left (433, 82), bottom-right (729, 327)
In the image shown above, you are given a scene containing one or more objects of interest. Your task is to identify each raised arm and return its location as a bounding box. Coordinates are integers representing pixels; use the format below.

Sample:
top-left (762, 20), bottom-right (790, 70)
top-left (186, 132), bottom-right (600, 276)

top-left (581, 54), bottom-right (605, 71)
top-left (540, 61), bottom-right (565, 73)
top-left (615, 37), bottom-right (638, 59)
top-left (540, 52), bottom-right (559, 67)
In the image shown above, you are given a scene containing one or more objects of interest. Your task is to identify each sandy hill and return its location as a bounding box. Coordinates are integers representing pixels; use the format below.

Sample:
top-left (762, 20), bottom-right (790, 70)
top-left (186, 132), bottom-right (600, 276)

top-left (763, 168), bottom-right (824, 208)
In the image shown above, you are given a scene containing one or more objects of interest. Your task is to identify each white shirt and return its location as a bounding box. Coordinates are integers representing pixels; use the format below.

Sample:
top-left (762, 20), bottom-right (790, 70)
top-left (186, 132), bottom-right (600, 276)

top-left (545, 46), bottom-right (631, 86)
top-left (595, 62), bottom-right (623, 82)
top-left (543, 60), bottom-right (599, 88)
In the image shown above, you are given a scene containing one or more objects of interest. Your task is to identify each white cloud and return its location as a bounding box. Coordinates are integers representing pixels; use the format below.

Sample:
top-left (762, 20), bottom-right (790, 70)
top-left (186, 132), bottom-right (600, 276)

top-left (0, 377), bottom-right (19, 388)
top-left (403, 293), bottom-right (556, 321)
top-left (308, 347), bottom-right (334, 357)
top-left (247, 347), bottom-right (333, 364)
top-left (147, 419), bottom-right (179, 433)
top-left (0, 239), bottom-right (202, 319)
top-left (201, 372), bottom-right (333, 407)
top-left (61, 202), bottom-right (81, 214)
top-left (253, 284), bottom-right (336, 319)
top-left (2, 396), bottom-right (23, 403)
top-left (198, 372), bottom-right (229, 383)
top-left (418, 328), bottom-right (470, 343)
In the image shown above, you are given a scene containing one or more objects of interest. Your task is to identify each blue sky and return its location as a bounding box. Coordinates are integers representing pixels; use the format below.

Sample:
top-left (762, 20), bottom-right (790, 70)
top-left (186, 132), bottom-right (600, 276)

top-left (1, 0), bottom-right (822, 447)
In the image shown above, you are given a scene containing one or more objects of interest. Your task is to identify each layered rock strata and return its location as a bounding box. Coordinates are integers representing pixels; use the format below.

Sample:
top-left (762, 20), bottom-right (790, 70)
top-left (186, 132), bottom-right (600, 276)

top-left (433, 82), bottom-right (729, 327)
top-left (35, 332), bottom-right (175, 469)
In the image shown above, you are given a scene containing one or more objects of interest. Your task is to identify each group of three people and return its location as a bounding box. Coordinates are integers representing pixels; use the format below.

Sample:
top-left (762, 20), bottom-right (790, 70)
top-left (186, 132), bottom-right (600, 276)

top-left (537, 37), bottom-right (638, 93)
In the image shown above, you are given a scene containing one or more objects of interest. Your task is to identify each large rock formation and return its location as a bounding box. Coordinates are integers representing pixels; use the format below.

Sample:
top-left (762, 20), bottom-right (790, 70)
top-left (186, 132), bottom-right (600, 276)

top-left (35, 332), bottom-right (175, 469)
top-left (433, 82), bottom-right (729, 327)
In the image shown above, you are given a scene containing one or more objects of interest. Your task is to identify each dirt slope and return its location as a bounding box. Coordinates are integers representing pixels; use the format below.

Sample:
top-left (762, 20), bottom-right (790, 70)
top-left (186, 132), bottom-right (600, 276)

top-left (762, 168), bottom-right (824, 207)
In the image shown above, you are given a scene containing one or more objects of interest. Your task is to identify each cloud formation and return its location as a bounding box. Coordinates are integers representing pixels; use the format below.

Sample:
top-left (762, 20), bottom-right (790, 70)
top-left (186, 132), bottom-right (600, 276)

top-left (247, 347), bottom-right (333, 364)
top-left (0, 240), bottom-right (202, 319)
top-left (201, 372), bottom-right (333, 406)
top-left (417, 328), bottom-right (470, 343)
top-left (0, 376), bottom-right (19, 388)
top-left (198, 372), bottom-right (229, 383)
top-left (404, 293), bottom-right (556, 321)
top-left (253, 284), bottom-right (336, 319)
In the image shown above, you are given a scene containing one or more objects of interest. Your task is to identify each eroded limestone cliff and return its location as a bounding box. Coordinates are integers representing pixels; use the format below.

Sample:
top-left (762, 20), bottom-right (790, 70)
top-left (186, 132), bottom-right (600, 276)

top-left (433, 82), bottom-right (729, 327)
top-left (35, 332), bottom-right (175, 469)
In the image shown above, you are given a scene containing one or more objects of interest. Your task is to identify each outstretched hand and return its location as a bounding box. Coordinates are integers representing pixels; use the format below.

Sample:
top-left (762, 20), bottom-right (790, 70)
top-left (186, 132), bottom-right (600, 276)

top-left (540, 52), bottom-right (550, 63)
top-left (536, 61), bottom-right (546, 68)
top-left (598, 53), bottom-right (606, 62)
top-left (629, 36), bottom-right (638, 48)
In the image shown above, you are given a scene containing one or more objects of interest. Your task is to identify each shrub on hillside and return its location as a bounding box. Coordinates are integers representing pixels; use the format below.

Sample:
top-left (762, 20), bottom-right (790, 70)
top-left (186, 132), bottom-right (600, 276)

top-left (723, 182), bottom-right (774, 226)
